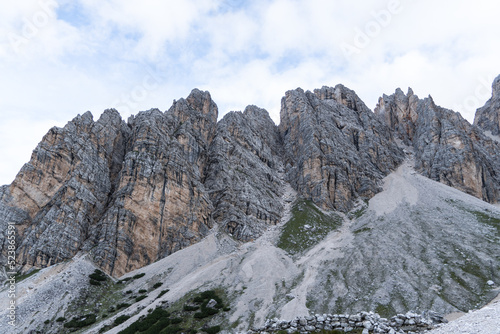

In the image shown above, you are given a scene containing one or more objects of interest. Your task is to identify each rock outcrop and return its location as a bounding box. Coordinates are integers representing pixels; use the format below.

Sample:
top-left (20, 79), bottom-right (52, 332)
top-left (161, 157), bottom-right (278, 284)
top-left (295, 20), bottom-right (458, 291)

top-left (91, 89), bottom-right (218, 276)
top-left (0, 90), bottom-right (220, 276)
top-left (279, 85), bottom-right (404, 211)
top-left (3, 77), bottom-right (500, 279)
top-left (375, 86), bottom-right (500, 203)
top-left (474, 74), bottom-right (500, 136)
top-left (204, 105), bottom-right (284, 241)
top-left (0, 109), bottom-right (129, 270)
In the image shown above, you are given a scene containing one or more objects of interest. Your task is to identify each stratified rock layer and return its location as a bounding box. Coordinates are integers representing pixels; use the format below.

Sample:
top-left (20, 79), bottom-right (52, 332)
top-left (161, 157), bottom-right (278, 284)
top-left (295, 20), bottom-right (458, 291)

top-left (375, 87), bottom-right (500, 203)
top-left (279, 85), bottom-right (404, 211)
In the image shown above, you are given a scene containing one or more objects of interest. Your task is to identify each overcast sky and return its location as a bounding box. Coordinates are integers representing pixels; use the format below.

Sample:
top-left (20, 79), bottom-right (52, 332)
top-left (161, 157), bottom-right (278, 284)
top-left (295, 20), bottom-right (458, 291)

top-left (0, 0), bottom-right (499, 186)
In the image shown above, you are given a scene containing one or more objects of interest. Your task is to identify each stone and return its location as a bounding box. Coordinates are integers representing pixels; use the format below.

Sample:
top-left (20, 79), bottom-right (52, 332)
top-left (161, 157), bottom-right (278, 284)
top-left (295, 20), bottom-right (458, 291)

top-left (375, 83), bottom-right (500, 204)
top-left (279, 86), bottom-right (404, 211)
top-left (206, 299), bottom-right (217, 308)
top-left (474, 74), bottom-right (500, 135)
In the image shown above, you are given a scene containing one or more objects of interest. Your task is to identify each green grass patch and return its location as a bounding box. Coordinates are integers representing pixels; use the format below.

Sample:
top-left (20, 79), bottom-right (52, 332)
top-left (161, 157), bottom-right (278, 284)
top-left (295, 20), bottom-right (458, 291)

top-left (116, 289), bottom-right (230, 334)
top-left (14, 268), bottom-right (41, 283)
top-left (375, 303), bottom-right (396, 319)
top-left (277, 199), bottom-right (342, 254)
top-left (353, 226), bottom-right (372, 234)
top-left (468, 209), bottom-right (500, 235)
top-left (64, 314), bottom-right (97, 329)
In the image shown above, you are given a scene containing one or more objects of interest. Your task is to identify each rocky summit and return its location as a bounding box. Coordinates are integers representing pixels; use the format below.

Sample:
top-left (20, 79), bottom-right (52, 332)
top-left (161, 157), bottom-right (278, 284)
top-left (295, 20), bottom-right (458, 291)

top-left (1, 77), bottom-right (500, 334)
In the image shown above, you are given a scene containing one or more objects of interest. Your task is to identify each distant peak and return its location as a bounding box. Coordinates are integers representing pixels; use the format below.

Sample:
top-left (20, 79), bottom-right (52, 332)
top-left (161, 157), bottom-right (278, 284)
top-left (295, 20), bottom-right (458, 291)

top-left (493, 74), bottom-right (500, 97)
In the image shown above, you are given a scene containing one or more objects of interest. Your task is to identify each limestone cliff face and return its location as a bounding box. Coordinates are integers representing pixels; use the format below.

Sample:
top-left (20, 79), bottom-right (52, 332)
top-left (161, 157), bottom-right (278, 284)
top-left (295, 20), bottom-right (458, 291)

top-left (474, 74), bottom-right (500, 136)
top-left (204, 105), bottom-right (284, 241)
top-left (0, 110), bottom-right (129, 269)
top-left (0, 90), bottom-right (219, 276)
top-left (3, 78), bottom-right (500, 277)
top-left (92, 89), bottom-right (218, 276)
top-left (279, 85), bottom-right (404, 211)
top-left (375, 86), bottom-right (500, 203)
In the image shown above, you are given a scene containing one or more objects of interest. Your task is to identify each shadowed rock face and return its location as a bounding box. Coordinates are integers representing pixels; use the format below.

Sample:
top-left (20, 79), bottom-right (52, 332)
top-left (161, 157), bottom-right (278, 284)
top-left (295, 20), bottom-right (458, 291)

top-left (474, 74), bottom-right (500, 135)
top-left (279, 85), bottom-right (404, 211)
top-left (375, 85), bottom-right (500, 204)
top-left (204, 105), bottom-right (284, 241)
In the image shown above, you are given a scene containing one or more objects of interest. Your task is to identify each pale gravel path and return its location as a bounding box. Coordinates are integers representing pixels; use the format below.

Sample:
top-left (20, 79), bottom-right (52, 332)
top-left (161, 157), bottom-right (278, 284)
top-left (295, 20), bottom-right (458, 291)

top-left (427, 293), bottom-right (500, 334)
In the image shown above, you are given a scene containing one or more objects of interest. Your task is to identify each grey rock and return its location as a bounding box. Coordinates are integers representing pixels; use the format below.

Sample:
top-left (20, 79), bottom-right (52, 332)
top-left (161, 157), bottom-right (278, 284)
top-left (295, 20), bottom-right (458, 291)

top-left (204, 105), bottom-right (284, 241)
top-left (279, 85), bottom-right (404, 211)
top-left (475, 74), bottom-right (500, 135)
top-left (375, 83), bottom-right (500, 204)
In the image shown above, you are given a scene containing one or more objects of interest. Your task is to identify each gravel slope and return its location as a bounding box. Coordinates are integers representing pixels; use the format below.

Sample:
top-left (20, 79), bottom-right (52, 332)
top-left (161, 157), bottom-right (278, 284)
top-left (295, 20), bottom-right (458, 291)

top-left (427, 293), bottom-right (500, 334)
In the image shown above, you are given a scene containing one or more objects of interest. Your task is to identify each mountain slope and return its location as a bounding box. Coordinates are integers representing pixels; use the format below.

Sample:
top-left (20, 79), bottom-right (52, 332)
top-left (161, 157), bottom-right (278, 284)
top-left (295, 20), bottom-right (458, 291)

top-left (375, 87), bottom-right (500, 204)
top-left (2, 158), bottom-right (499, 334)
top-left (1, 77), bottom-right (500, 333)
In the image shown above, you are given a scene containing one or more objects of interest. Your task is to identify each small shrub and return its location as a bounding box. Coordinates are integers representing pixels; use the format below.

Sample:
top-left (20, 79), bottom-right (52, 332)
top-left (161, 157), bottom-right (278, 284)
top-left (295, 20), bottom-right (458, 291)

top-left (135, 295), bottom-right (147, 302)
top-left (204, 325), bottom-right (221, 334)
top-left (117, 303), bottom-right (131, 310)
top-left (64, 314), bottom-right (97, 328)
top-left (125, 290), bottom-right (133, 294)
top-left (170, 318), bottom-right (182, 324)
top-left (194, 312), bottom-right (208, 319)
top-left (89, 269), bottom-right (107, 282)
top-left (157, 289), bottom-right (170, 299)
top-left (183, 305), bottom-right (199, 311)
top-left (114, 315), bottom-right (131, 326)
top-left (108, 306), bottom-right (116, 313)
top-left (89, 279), bottom-right (101, 286)
top-left (133, 273), bottom-right (146, 279)
top-left (102, 314), bottom-right (108, 318)
top-left (206, 308), bottom-right (218, 316)
top-left (153, 282), bottom-right (163, 289)
top-left (138, 289), bottom-right (147, 294)
top-left (44, 319), bottom-right (50, 324)
top-left (223, 307), bottom-right (231, 312)
top-left (56, 317), bottom-right (66, 322)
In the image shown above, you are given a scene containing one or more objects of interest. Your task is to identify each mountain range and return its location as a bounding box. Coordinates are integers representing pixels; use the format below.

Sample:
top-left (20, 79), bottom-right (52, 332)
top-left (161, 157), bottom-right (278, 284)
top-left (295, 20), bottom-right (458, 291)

top-left (1, 75), bottom-right (500, 333)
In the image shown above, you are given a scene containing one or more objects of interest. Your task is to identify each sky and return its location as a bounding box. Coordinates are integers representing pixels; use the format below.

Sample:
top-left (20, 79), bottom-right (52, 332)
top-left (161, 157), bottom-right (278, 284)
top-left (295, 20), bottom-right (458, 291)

top-left (0, 0), bottom-right (499, 186)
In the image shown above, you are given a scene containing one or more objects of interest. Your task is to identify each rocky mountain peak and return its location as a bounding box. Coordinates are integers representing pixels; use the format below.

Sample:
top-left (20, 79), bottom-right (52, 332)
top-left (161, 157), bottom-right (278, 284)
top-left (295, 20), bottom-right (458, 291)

top-left (474, 74), bottom-right (500, 136)
top-left (175, 88), bottom-right (218, 124)
top-left (313, 84), bottom-right (371, 113)
top-left (3, 78), bottom-right (500, 281)
top-left (493, 73), bottom-right (500, 98)
top-left (280, 85), bottom-right (404, 211)
top-left (377, 78), bottom-right (500, 204)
